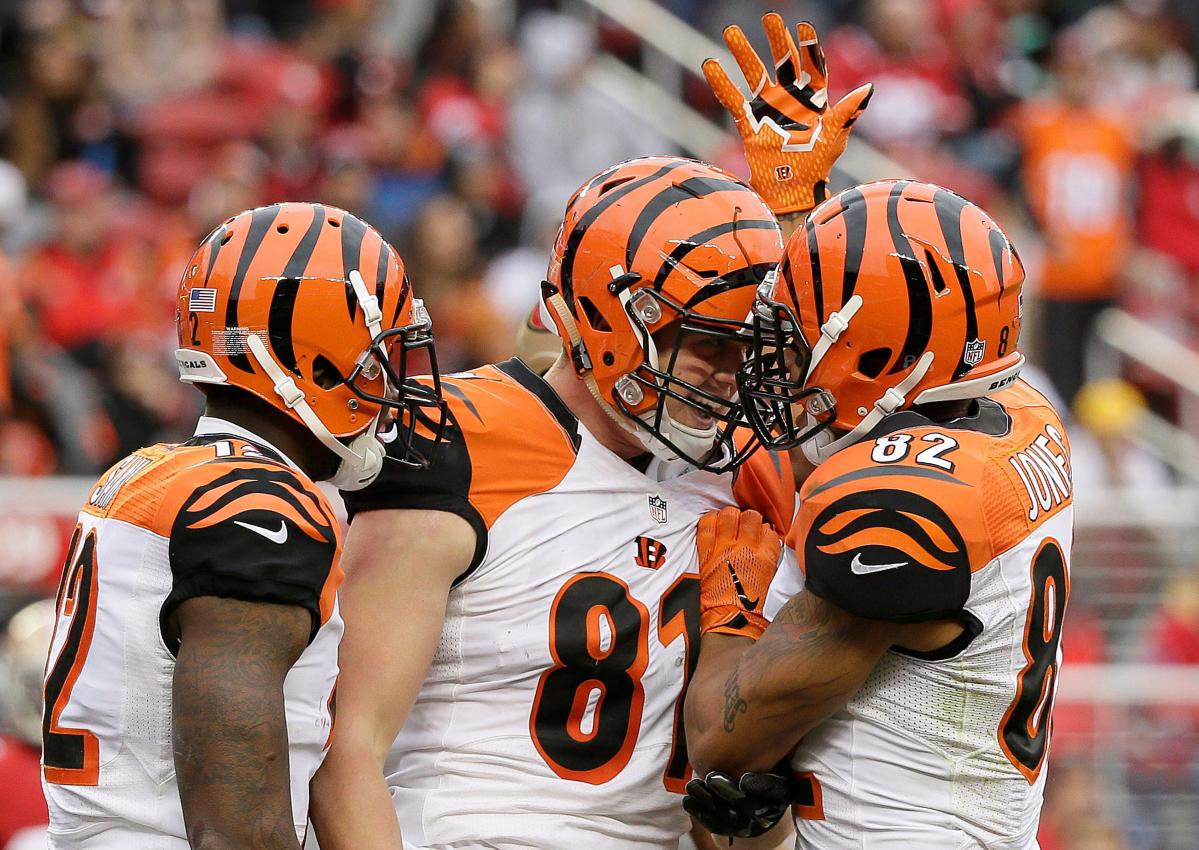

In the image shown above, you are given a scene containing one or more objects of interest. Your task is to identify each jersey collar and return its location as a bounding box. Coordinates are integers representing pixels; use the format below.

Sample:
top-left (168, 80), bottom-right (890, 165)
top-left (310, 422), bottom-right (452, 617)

top-left (193, 416), bottom-right (301, 471)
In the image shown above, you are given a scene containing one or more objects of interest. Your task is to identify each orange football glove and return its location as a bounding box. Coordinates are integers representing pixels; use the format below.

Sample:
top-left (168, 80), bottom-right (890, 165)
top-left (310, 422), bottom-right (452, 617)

top-left (703, 14), bottom-right (874, 216)
top-left (696, 507), bottom-right (782, 640)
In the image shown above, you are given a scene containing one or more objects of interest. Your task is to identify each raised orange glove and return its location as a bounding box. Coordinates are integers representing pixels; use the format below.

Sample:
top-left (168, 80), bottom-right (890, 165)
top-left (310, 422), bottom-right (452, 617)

top-left (696, 507), bottom-right (782, 640)
top-left (703, 14), bottom-right (874, 216)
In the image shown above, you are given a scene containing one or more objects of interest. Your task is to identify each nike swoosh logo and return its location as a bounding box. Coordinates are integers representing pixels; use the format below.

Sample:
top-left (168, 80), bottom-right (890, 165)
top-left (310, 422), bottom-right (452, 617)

top-left (850, 553), bottom-right (907, 575)
top-left (725, 561), bottom-right (760, 610)
top-left (234, 519), bottom-right (288, 544)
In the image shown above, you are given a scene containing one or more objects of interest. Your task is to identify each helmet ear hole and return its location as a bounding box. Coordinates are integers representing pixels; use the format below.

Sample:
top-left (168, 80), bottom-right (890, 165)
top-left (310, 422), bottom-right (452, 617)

top-left (312, 355), bottom-right (345, 390)
top-left (579, 296), bottom-right (612, 333)
top-left (856, 347), bottom-right (892, 379)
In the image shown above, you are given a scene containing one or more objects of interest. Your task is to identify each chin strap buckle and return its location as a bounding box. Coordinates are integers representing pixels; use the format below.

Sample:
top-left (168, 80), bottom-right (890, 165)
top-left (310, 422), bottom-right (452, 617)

top-left (273, 376), bottom-right (305, 409)
top-left (570, 341), bottom-right (592, 373)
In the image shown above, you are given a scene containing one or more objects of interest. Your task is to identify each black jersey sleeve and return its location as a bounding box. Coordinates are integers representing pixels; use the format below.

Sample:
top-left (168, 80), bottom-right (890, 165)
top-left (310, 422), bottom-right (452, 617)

top-left (798, 484), bottom-right (974, 623)
top-left (161, 460), bottom-right (340, 653)
top-left (339, 412), bottom-right (488, 577)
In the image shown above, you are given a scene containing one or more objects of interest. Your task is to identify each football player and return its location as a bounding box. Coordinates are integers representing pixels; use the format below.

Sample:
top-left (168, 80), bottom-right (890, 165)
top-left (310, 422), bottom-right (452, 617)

top-left (39, 203), bottom-right (445, 849)
top-left (682, 177), bottom-right (1073, 848)
top-left (310, 154), bottom-right (795, 850)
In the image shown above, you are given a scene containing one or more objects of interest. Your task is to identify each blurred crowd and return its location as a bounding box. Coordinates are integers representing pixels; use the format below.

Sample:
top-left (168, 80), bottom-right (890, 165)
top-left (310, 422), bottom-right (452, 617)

top-left (0, 0), bottom-right (1198, 848)
top-left (0, 0), bottom-right (1197, 480)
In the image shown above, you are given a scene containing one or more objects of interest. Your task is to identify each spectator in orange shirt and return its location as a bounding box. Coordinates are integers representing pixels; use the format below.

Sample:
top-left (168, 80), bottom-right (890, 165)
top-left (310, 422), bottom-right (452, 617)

top-left (1014, 30), bottom-right (1137, 406)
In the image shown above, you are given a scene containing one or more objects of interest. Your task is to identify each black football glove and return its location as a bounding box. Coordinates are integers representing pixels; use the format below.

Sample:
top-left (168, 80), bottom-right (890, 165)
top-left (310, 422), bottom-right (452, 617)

top-left (683, 769), bottom-right (796, 838)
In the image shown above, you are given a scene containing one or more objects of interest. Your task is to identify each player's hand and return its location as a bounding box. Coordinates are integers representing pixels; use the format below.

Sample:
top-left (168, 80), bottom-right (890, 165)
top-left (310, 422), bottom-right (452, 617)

top-left (683, 770), bottom-right (795, 838)
top-left (696, 507), bottom-right (781, 640)
top-left (703, 13), bottom-right (873, 215)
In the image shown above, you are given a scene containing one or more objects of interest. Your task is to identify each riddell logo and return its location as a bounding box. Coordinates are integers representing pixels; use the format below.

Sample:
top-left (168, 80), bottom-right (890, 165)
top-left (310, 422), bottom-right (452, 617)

top-left (634, 536), bottom-right (668, 570)
top-left (775, 164), bottom-right (793, 181)
top-left (180, 360), bottom-right (207, 370)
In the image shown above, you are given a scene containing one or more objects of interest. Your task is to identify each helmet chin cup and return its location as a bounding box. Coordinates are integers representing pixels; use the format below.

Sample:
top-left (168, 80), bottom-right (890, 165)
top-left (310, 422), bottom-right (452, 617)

top-left (328, 425), bottom-right (386, 491)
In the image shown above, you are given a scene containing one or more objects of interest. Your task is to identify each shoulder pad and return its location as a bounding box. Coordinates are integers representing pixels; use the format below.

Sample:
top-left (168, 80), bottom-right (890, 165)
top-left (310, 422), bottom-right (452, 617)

top-left (794, 433), bottom-right (988, 622)
top-left (161, 458), bottom-right (341, 650)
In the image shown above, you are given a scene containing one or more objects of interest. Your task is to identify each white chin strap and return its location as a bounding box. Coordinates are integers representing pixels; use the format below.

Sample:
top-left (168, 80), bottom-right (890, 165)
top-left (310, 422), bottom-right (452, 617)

top-left (245, 332), bottom-right (386, 490)
top-left (802, 350), bottom-right (935, 465)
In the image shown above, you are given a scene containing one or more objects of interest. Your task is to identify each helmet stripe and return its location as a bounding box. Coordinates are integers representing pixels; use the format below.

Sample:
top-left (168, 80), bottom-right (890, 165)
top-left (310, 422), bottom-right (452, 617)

top-left (267, 277), bottom-right (302, 376)
top-left (340, 213), bottom-right (369, 320)
top-left (988, 227), bottom-right (1009, 303)
top-left (650, 219), bottom-right (778, 291)
top-left (282, 203), bottom-right (325, 279)
top-left (805, 219), bottom-right (825, 324)
top-left (932, 189), bottom-right (980, 380)
top-left (838, 187), bottom-right (867, 305)
top-left (272, 204), bottom-right (324, 377)
top-left (225, 204), bottom-right (283, 373)
top-left (624, 177), bottom-right (745, 271)
top-left (560, 161), bottom-right (687, 309)
top-left (374, 237), bottom-right (390, 302)
top-left (203, 225), bottom-right (227, 285)
top-left (885, 181), bottom-right (933, 375)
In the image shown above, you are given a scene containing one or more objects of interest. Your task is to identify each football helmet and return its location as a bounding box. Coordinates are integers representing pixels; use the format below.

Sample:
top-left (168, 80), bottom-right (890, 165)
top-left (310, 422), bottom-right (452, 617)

top-left (740, 180), bottom-right (1025, 464)
top-left (541, 156), bottom-right (784, 471)
top-left (0, 598), bottom-right (56, 746)
top-left (175, 203), bottom-right (446, 489)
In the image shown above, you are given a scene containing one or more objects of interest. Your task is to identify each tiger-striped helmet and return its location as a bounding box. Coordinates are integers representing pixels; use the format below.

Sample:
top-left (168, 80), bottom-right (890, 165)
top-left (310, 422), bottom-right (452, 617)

top-left (541, 156), bottom-right (783, 471)
top-left (740, 180), bottom-right (1025, 463)
top-left (174, 203), bottom-right (447, 488)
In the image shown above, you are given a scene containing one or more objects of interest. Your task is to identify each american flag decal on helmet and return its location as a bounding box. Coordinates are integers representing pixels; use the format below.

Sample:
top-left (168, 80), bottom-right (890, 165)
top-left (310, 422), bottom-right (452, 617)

top-left (188, 288), bottom-right (217, 313)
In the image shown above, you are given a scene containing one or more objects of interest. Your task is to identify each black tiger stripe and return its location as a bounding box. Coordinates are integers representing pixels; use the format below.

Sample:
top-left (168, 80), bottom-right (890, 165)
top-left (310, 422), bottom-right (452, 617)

top-left (885, 181), bottom-right (933, 375)
top-left (340, 212), bottom-right (369, 320)
top-left (624, 177), bottom-right (741, 271)
top-left (204, 225), bottom-right (227, 285)
top-left (225, 205), bottom-right (282, 373)
top-left (392, 273), bottom-right (410, 327)
top-left (988, 227), bottom-right (1009, 303)
top-left (838, 187), bottom-right (867, 305)
top-left (681, 263), bottom-right (775, 309)
top-left (749, 97), bottom-right (812, 133)
top-left (818, 508), bottom-right (960, 565)
top-left (650, 219), bottom-right (778, 291)
top-left (933, 189), bottom-right (980, 379)
top-left (375, 237), bottom-right (390, 304)
top-left (282, 204), bottom-right (325, 280)
top-left (182, 466), bottom-right (336, 539)
top-left (267, 204), bottom-right (327, 376)
top-left (560, 161), bottom-right (687, 310)
top-left (268, 277), bottom-right (303, 375)
top-left (805, 218), bottom-right (825, 324)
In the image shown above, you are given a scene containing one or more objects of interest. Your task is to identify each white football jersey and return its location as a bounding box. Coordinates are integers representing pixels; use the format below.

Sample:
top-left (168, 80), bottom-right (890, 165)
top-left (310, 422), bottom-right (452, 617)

top-left (343, 359), bottom-right (794, 850)
top-left (41, 419), bottom-right (343, 849)
top-left (764, 380), bottom-right (1071, 849)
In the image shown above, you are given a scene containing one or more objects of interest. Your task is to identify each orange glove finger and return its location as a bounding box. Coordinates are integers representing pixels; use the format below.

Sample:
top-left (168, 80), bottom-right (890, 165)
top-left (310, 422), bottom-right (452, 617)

top-left (702, 57), bottom-right (747, 123)
top-left (830, 82), bottom-right (874, 132)
top-left (762, 12), bottom-right (801, 87)
top-left (795, 21), bottom-right (829, 95)
top-left (722, 23), bottom-right (770, 96)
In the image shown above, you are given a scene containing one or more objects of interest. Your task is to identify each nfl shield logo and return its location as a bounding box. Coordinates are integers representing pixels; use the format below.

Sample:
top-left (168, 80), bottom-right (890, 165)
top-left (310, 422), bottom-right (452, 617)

top-left (964, 338), bottom-right (986, 367)
top-left (648, 495), bottom-right (668, 524)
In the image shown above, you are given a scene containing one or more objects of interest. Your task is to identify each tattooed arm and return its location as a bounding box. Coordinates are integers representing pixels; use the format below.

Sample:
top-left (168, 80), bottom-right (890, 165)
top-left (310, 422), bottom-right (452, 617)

top-left (685, 590), bottom-right (897, 776)
top-left (172, 597), bottom-right (310, 850)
